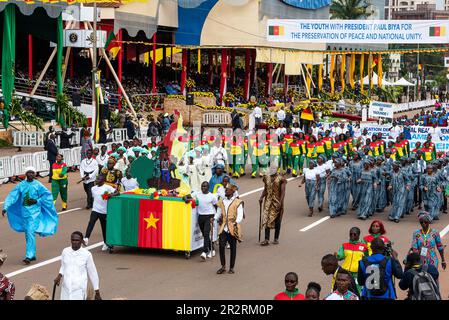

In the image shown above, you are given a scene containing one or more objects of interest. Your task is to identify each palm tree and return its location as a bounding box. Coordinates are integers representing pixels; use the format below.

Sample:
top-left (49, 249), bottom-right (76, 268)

top-left (330, 0), bottom-right (371, 20)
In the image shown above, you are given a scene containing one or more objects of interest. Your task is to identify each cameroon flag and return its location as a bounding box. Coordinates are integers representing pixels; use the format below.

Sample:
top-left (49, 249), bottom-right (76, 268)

top-left (106, 194), bottom-right (193, 250)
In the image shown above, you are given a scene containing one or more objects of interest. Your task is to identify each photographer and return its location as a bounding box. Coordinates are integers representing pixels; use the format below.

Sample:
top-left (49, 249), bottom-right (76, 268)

top-left (357, 238), bottom-right (403, 300)
top-left (399, 252), bottom-right (440, 300)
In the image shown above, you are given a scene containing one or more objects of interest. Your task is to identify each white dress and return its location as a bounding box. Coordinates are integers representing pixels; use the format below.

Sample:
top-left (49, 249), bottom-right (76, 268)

top-left (187, 158), bottom-right (205, 192)
top-left (59, 247), bottom-right (99, 300)
top-left (201, 154), bottom-right (213, 184)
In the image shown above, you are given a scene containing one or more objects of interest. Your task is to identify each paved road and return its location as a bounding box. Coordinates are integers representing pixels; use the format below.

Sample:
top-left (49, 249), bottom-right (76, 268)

top-left (1, 170), bottom-right (448, 300)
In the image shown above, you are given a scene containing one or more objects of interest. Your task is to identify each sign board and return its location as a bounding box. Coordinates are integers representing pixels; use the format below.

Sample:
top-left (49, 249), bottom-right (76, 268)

top-left (202, 113), bottom-right (232, 125)
top-left (62, 5), bottom-right (101, 22)
top-left (267, 19), bottom-right (449, 44)
top-left (369, 101), bottom-right (394, 119)
top-left (444, 56), bottom-right (449, 67)
top-left (64, 30), bottom-right (107, 48)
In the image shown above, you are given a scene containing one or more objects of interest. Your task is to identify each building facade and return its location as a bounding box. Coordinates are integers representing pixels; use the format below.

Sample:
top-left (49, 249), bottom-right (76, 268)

top-left (385, 0), bottom-right (449, 20)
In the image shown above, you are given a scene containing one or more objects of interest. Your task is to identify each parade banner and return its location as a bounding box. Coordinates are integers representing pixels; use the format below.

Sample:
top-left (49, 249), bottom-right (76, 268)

top-left (267, 20), bottom-right (449, 44)
top-left (359, 123), bottom-right (391, 139)
top-left (369, 101), bottom-right (394, 119)
top-left (409, 140), bottom-right (449, 152)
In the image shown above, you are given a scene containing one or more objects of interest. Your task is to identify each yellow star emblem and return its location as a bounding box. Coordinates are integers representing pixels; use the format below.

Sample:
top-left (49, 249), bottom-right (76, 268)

top-left (143, 213), bottom-right (160, 230)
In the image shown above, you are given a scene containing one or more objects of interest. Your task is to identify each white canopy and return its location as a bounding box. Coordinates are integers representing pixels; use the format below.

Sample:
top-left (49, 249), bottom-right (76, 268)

top-left (393, 77), bottom-right (415, 86)
top-left (360, 72), bottom-right (394, 86)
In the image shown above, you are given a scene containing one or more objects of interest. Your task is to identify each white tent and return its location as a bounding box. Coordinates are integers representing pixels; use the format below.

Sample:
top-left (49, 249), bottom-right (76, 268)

top-left (360, 72), bottom-right (394, 86)
top-left (393, 77), bottom-right (415, 86)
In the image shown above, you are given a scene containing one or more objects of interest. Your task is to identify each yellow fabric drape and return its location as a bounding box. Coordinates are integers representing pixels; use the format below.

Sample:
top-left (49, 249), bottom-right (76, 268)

top-left (340, 54), bottom-right (346, 93)
top-left (306, 64), bottom-right (312, 93)
top-left (368, 53), bottom-right (373, 90)
top-left (377, 54), bottom-right (382, 87)
top-left (349, 53), bottom-right (355, 89)
top-left (330, 55), bottom-right (335, 94)
top-left (360, 54), bottom-right (365, 93)
top-left (318, 64), bottom-right (323, 91)
top-left (197, 49), bottom-right (201, 73)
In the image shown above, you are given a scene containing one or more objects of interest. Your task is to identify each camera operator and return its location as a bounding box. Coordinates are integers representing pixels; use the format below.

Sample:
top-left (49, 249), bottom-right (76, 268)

top-left (357, 238), bottom-right (403, 300)
top-left (399, 252), bottom-right (440, 300)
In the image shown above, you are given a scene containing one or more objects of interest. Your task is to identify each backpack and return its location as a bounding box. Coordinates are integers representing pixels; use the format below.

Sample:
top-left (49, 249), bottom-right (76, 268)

top-left (410, 267), bottom-right (441, 300)
top-left (363, 258), bottom-right (389, 297)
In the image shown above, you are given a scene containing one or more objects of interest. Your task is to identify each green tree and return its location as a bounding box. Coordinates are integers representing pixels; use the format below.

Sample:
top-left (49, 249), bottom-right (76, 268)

top-left (330, 0), bottom-right (370, 20)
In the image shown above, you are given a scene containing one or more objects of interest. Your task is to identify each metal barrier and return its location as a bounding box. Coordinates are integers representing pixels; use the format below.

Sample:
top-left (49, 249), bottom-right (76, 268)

top-left (59, 148), bottom-right (75, 167)
top-left (13, 131), bottom-right (45, 147)
top-left (11, 153), bottom-right (35, 176)
top-left (71, 147), bottom-right (82, 167)
top-left (0, 157), bottom-right (14, 180)
top-left (112, 128), bottom-right (127, 142)
top-left (33, 151), bottom-right (50, 174)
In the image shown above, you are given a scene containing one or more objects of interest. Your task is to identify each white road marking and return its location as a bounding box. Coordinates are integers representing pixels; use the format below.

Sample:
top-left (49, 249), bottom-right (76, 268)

top-left (6, 242), bottom-right (104, 278)
top-left (57, 208), bottom-right (82, 215)
top-left (440, 224), bottom-right (449, 238)
top-left (300, 217), bottom-right (330, 232)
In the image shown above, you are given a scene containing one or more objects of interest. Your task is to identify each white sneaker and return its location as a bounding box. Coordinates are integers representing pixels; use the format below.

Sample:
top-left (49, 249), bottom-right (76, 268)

top-left (207, 252), bottom-right (212, 259)
top-left (101, 244), bottom-right (108, 251)
top-left (212, 250), bottom-right (216, 257)
top-left (200, 252), bottom-right (207, 260)
top-left (83, 238), bottom-right (89, 246)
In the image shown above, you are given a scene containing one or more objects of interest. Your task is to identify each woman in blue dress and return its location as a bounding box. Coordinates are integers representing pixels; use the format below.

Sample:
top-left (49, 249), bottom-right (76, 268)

top-left (349, 152), bottom-right (363, 210)
top-left (375, 157), bottom-right (388, 212)
top-left (388, 162), bottom-right (410, 223)
top-left (328, 159), bottom-right (346, 218)
top-left (420, 164), bottom-right (443, 221)
top-left (357, 160), bottom-right (375, 220)
top-left (341, 158), bottom-right (352, 215)
top-left (401, 158), bottom-right (414, 216)
top-left (315, 155), bottom-right (329, 212)
top-left (300, 160), bottom-right (320, 217)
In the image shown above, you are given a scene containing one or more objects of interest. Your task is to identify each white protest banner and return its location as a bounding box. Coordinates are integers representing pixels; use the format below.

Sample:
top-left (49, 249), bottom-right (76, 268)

top-left (360, 123), bottom-right (392, 139)
top-left (369, 101), bottom-right (394, 119)
top-left (267, 20), bottom-right (449, 44)
top-left (409, 140), bottom-right (449, 152)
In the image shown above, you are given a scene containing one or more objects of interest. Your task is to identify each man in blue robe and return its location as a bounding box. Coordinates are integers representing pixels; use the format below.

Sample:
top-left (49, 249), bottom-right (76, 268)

top-left (2, 167), bottom-right (58, 264)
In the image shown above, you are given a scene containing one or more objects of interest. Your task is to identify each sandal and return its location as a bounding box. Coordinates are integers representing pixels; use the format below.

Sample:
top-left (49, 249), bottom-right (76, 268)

top-left (228, 269), bottom-right (235, 274)
top-left (216, 267), bottom-right (226, 274)
top-left (260, 240), bottom-right (269, 246)
top-left (272, 239), bottom-right (279, 245)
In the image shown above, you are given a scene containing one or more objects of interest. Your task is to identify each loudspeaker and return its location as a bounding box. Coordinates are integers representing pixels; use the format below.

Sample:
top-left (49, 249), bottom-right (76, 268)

top-left (72, 93), bottom-right (81, 107)
top-left (99, 103), bottom-right (110, 120)
top-left (186, 93), bottom-right (194, 105)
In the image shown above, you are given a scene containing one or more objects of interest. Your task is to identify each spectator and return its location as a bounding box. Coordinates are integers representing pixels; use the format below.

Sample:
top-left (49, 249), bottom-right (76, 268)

top-left (0, 251), bottom-right (15, 300)
top-left (321, 254), bottom-right (359, 297)
top-left (253, 105), bottom-right (262, 126)
top-left (357, 237), bottom-right (403, 300)
top-left (399, 252), bottom-right (440, 300)
top-left (305, 282), bottom-right (321, 300)
top-left (324, 269), bottom-right (359, 300)
top-left (46, 133), bottom-right (58, 183)
top-left (58, 126), bottom-right (75, 149)
top-left (80, 131), bottom-right (93, 161)
top-left (125, 116), bottom-right (136, 140)
top-left (274, 272), bottom-right (305, 300)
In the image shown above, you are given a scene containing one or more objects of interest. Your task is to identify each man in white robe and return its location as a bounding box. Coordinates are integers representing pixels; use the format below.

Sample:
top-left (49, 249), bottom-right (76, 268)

top-left (54, 231), bottom-right (101, 300)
